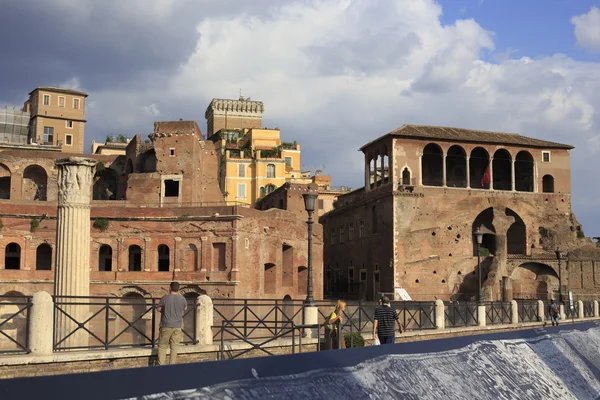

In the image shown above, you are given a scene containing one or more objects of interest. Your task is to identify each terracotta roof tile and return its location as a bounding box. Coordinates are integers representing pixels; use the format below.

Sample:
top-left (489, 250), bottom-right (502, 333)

top-left (360, 124), bottom-right (573, 151)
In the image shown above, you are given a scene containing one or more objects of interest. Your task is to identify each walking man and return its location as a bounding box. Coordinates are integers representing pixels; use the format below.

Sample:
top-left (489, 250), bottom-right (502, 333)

top-left (373, 296), bottom-right (402, 345)
top-left (548, 299), bottom-right (560, 326)
top-left (157, 282), bottom-right (187, 365)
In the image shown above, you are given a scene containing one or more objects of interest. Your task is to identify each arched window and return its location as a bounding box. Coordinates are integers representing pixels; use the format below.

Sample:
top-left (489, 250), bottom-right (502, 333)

top-left (446, 145), bottom-right (467, 188)
top-left (492, 149), bottom-right (512, 191)
top-left (99, 245), bottom-right (113, 271)
top-left (266, 164), bottom-right (276, 178)
top-left (158, 245), bottom-right (170, 272)
top-left (402, 168), bottom-right (411, 185)
top-left (515, 151), bottom-right (534, 192)
top-left (139, 150), bottom-right (157, 173)
top-left (470, 147), bottom-right (490, 189)
top-left (506, 208), bottom-right (527, 255)
top-left (266, 184), bottom-right (276, 194)
top-left (0, 163), bottom-right (10, 199)
top-left (36, 243), bottom-right (52, 270)
top-left (422, 143), bottom-right (443, 186)
top-left (259, 186), bottom-right (266, 198)
top-left (5, 243), bottom-right (21, 270)
top-left (22, 165), bottom-right (47, 201)
top-left (542, 175), bottom-right (555, 193)
top-left (128, 245), bottom-right (142, 272)
top-left (382, 154), bottom-right (390, 182)
top-left (93, 168), bottom-right (118, 200)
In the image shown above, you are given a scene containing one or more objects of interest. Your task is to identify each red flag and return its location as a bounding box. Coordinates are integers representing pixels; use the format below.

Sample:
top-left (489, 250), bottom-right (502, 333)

top-left (481, 164), bottom-right (491, 188)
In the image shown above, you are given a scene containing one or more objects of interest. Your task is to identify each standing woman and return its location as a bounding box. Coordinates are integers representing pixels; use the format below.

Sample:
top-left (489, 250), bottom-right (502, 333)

top-left (327, 300), bottom-right (346, 349)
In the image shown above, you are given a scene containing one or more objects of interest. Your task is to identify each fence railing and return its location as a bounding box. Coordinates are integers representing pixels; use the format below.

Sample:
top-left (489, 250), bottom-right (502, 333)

top-left (212, 299), bottom-right (306, 342)
top-left (583, 301), bottom-right (594, 318)
top-left (517, 301), bottom-right (539, 323)
top-left (53, 296), bottom-right (197, 351)
top-left (485, 302), bottom-right (512, 325)
top-left (0, 296), bottom-right (32, 354)
top-left (444, 302), bottom-right (478, 328)
top-left (565, 302), bottom-right (580, 320)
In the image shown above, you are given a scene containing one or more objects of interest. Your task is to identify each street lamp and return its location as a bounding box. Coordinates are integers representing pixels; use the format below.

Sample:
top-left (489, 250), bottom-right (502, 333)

top-left (302, 191), bottom-right (318, 305)
top-left (556, 247), bottom-right (563, 304)
top-left (474, 226), bottom-right (484, 304)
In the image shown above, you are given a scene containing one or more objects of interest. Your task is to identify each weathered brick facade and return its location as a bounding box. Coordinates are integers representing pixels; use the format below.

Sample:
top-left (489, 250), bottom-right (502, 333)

top-left (321, 125), bottom-right (600, 302)
top-left (0, 121), bottom-right (323, 301)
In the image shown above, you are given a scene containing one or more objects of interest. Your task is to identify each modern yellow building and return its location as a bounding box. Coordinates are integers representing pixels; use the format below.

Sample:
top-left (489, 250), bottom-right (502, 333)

top-left (23, 87), bottom-right (88, 153)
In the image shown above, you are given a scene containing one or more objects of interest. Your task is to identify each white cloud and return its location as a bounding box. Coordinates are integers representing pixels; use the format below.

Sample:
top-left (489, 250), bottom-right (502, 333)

top-left (571, 7), bottom-right (600, 52)
top-left (30, 0), bottom-right (600, 234)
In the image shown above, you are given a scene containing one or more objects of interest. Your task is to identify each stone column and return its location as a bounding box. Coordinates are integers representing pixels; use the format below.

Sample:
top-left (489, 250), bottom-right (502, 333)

top-left (435, 299), bottom-right (445, 329)
top-left (559, 304), bottom-right (566, 321)
top-left (29, 291), bottom-right (54, 355)
top-left (511, 160), bottom-right (516, 191)
top-left (54, 157), bottom-right (96, 349)
top-left (511, 300), bottom-right (518, 325)
top-left (594, 300), bottom-right (599, 318)
top-left (478, 304), bottom-right (486, 327)
top-left (303, 305), bottom-right (319, 339)
top-left (195, 295), bottom-right (213, 345)
top-left (537, 300), bottom-right (545, 323)
top-left (578, 300), bottom-right (584, 319)
top-left (365, 155), bottom-right (371, 190)
top-left (418, 154), bottom-right (423, 186)
top-left (489, 158), bottom-right (494, 190)
top-left (442, 154), bottom-right (447, 187)
top-left (466, 157), bottom-right (471, 188)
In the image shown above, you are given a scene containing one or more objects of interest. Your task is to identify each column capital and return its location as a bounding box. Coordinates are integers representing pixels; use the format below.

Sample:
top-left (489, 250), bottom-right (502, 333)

top-left (55, 157), bottom-right (97, 206)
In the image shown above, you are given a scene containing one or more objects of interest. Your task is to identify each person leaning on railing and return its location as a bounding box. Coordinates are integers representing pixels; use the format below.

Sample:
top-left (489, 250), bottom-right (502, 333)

top-left (157, 282), bottom-right (187, 365)
top-left (326, 300), bottom-right (346, 349)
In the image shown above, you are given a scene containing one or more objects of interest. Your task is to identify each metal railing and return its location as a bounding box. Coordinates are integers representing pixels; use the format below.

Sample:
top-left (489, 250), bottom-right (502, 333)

top-left (583, 301), bottom-right (594, 318)
top-left (565, 302), bottom-right (580, 319)
top-left (444, 302), bottom-right (478, 328)
top-left (0, 296), bottom-right (32, 354)
top-left (517, 301), bottom-right (539, 323)
top-left (485, 302), bottom-right (512, 325)
top-left (53, 296), bottom-right (197, 351)
top-left (212, 299), bottom-right (305, 341)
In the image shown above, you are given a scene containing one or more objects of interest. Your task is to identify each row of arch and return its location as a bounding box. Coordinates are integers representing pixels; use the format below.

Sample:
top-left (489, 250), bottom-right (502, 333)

top-left (421, 144), bottom-right (555, 192)
top-left (0, 163), bottom-right (49, 201)
top-left (3, 243), bottom-right (52, 270)
top-left (259, 184), bottom-right (277, 198)
top-left (365, 148), bottom-right (391, 189)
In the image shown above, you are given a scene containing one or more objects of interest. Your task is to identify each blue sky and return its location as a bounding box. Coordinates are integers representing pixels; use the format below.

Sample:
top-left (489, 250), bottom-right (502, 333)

top-left (1, 0), bottom-right (599, 235)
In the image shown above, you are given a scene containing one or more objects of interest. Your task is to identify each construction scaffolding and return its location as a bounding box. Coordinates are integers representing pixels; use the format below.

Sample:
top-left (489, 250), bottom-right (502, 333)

top-left (0, 107), bottom-right (30, 145)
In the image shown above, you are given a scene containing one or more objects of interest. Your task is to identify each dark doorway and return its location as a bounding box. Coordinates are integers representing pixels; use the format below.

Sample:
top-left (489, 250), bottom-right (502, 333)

top-left (492, 149), bottom-right (512, 191)
top-left (36, 243), bottom-right (52, 270)
top-left (506, 208), bottom-right (527, 255)
top-left (422, 143), bottom-right (443, 186)
top-left (129, 245), bottom-right (142, 271)
top-left (542, 175), bottom-right (555, 193)
top-left (5, 243), bottom-right (21, 270)
top-left (446, 145), bottom-right (467, 188)
top-left (515, 151), bottom-right (534, 192)
top-left (158, 245), bottom-right (170, 271)
top-left (469, 147), bottom-right (490, 189)
top-left (99, 245), bottom-right (113, 271)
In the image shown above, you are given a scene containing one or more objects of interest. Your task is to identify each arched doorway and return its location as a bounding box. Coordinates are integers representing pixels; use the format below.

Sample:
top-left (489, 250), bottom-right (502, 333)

top-left (446, 145), bottom-right (467, 188)
top-left (511, 263), bottom-right (558, 300)
top-left (542, 175), bottom-right (554, 193)
top-left (422, 143), bottom-right (443, 186)
top-left (158, 245), bottom-right (170, 272)
top-left (469, 147), bottom-right (490, 189)
top-left (22, 165), bottom-right (47, 200)
top-left (36, 243), bottom-right (52, 270)
top-left (515, 151), bottom-right (534, 192)
top-left (128, 245), bottom-right (142, 271)
top-left (139, 150), bottom-right (157, 173)
top-left (492, 149), bottom-right (512, 191)
top-left (99, 245), bottom-right (113, 271)
top-left (5, 243), bottom-right (21, 270)
top-left (506, 208), bottom-right (526, 255)
top-left (472, 208), bottom-right (496, 256)
top-left (93, 168), bottom-right (118, 200)
top-left (0, 163), bottom-right (10, 199)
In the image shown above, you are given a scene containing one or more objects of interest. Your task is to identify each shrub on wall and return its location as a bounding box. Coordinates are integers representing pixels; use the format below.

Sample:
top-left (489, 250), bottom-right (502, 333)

top-left (93, 218), bottom-right (110, 231)
top-left (344, 332), bottom-right (365, 348)
top-left (30, 217), bottom-right (40, 232)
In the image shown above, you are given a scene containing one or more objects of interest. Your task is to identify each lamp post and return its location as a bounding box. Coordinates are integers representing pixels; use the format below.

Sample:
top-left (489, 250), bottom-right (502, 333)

top-left (556, 247), bottom-right (563, 304)
top-left (474, 227), bottom-right (484, 304)
top-left (302, 191), bottom-right (318, 305)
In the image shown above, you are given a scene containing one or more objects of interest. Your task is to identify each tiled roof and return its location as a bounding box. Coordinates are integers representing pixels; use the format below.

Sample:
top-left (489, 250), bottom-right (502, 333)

top-left (29, 86), bottom-right (88, 97)
top-left (153, 121), bottom-right (202, 136)
top-left (360, 124), bottom-right (573, 150)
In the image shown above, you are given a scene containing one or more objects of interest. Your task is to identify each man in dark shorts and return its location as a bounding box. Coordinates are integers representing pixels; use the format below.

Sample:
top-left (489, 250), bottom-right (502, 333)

top-left (373, 296), bottom-right (402, 345)
top-left (157, 282), bottom-right (187, 365)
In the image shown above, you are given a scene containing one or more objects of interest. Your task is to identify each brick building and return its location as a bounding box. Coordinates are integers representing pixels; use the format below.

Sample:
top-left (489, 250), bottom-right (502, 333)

top-left (320, 124), bottom-right (600, 302)
top-left (0, 120), bottom-right (323, 301)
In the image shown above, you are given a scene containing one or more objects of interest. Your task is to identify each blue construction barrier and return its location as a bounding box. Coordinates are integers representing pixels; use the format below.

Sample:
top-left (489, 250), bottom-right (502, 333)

top-left (2, 322), bottom-right (600, 399)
